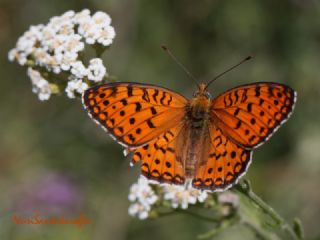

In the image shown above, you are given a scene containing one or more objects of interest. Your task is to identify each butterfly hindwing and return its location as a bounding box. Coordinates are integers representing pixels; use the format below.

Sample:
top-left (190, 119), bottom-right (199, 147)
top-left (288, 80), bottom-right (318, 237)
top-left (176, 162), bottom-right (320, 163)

top-left (211, 82), bottom-right (296, 149)
top-left (193, 125), bottom-right (252, 191)
top-left (83, 82), bottom-right (188, 147)
top-left (131, 124), bottom-right (185, 185)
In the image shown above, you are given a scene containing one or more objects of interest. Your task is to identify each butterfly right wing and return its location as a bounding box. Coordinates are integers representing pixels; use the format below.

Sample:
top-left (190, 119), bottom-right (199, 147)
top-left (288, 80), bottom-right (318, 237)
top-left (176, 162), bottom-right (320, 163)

top-left (193, 82), bottom-right (296, 191)
top-left (193, 125), bottom-right (252, 191)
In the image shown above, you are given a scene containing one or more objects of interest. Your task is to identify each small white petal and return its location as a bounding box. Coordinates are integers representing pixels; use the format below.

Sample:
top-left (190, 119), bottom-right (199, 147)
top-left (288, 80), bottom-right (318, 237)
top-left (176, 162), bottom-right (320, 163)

top-left (138, 211), bottom-right (148, 220)
top-left (8, 49), bottom-right (17, 61)
top-left (92, 11), bottom-right (111, 26)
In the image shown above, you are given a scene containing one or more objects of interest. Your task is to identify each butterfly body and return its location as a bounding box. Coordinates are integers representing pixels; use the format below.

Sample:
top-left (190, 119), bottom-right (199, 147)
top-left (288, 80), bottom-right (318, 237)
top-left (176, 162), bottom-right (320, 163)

top-left (83, 81), bottom-right (296, 192)
top-left (183, 84), bottom-right (212, 177)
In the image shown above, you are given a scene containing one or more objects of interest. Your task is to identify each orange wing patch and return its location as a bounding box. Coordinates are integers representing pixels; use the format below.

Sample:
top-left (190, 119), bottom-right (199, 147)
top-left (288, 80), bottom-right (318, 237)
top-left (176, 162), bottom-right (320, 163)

top-left (130, 125), bottom-right (185, 185)
top-left (211, 82), bottom-right (296, 149)
top-left (83, 82), bottom-right (188, 147)
top-left (193, 126), bottom-right (252, 191)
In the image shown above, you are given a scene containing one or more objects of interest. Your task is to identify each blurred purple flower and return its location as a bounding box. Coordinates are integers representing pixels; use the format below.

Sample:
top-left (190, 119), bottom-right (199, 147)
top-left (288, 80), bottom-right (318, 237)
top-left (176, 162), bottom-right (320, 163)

top-left (13, 172), bottom-right (83, 215)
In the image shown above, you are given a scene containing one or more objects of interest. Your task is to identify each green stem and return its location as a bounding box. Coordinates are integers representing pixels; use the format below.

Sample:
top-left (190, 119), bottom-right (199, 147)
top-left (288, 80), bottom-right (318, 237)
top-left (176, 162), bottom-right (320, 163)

top-left (241, 219), bottom-right (276, 240)
top-left (176, 209), bottom-right (222, 223)
top-left (197, 216), bottom-right (239, 239)
top-left (235, 180), bottom-right (303, 240)
top-left (157, 208), bottom-right (223, 223)
top-left (93, 44), bottom-right (108, 58)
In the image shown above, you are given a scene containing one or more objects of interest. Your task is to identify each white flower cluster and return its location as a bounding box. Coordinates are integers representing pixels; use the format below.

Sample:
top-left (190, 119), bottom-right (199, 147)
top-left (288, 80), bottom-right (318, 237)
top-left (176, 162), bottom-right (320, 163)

top-left (128, 176), bottom-right (158, 220)
top-left (163, 184), bottom-right (208, 209)
top-left (8, 9), bottom-right (115, 101)
top-left (27, 68), bottom-right (52, 101)
top-left (128, 176), bottom-right (210, 220)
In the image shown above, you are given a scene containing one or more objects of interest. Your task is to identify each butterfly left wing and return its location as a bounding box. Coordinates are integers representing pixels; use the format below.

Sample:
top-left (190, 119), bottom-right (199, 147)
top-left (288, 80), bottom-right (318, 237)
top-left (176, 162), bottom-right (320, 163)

top-left (193, 125), bottom-right (252, 191)
top-left (130, 123), bottom-right (186, 185)
top-left (211, 82), bottom-right (296, 149)
top-left (83, 82), bottom-right (188, 147)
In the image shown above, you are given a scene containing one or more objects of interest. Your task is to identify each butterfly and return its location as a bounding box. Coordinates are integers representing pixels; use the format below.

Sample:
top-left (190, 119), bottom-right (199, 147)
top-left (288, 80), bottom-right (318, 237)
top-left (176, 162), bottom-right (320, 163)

top-left (82, 81), bottom-right (296, 192)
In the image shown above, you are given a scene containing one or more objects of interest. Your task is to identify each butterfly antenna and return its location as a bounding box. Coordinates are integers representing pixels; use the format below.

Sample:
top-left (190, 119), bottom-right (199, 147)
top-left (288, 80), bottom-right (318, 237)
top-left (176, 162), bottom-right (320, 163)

top-left (205, 55), bottom-right (253, 90)
top-left (161, 45), bottom-right (200, 87)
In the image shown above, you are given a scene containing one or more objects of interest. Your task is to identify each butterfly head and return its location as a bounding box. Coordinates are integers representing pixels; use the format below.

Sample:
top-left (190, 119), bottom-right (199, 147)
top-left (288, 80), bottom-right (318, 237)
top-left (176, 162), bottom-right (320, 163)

top-left (193, 83), bottom-right (211, 99)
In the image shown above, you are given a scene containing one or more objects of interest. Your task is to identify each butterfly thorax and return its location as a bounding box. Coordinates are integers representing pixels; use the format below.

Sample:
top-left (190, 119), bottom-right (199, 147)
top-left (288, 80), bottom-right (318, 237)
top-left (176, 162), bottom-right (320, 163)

top-left (189, 97), bottom-right (211, 124)
top-left (188, 84), bottom-right (212, 127)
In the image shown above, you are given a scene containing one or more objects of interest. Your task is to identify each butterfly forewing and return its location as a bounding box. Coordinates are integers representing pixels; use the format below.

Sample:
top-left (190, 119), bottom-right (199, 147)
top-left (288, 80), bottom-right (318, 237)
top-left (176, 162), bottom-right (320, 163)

top-left (83, 82), bottom-right (188, 147)
top-left (211, 82), bottom-right (296, 149)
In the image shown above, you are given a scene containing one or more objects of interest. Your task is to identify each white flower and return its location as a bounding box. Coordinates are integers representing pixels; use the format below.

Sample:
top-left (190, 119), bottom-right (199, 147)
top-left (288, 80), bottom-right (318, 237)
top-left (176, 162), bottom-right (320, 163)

top-left (163, 184), bottom-right (208, 209)
top-left (55, 51), bottom-right (78, 71)
top-left (73, 9), bottom-right (91, 25)
top-left (65, 79), bottom-right (88, 99)
top-left (27, 68), bottom-right (52, 101)
top-left (79, 22), bottom-right (100, 45)
top-left (92, 11), bottom-right (111, 26)
top-left (128, 202), bottom-right (150, 220)
top-left (128, 176), bottom-right (158, 220)
top-left (70, 61), bottom-right (88, 78)
top-left (96, 26), bottom-right (116, 46)
top-left (128, 176), bottom-right (158, 206)
top-left (76, 11), bottom-right (114, 46)
top-left (87, 58), bottom-right (107, 82)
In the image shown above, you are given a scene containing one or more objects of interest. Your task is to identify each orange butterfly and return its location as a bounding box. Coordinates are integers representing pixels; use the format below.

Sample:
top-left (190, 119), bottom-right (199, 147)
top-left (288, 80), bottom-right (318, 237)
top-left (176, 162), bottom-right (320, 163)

top-left (82, 80), bottom-right (296, 191)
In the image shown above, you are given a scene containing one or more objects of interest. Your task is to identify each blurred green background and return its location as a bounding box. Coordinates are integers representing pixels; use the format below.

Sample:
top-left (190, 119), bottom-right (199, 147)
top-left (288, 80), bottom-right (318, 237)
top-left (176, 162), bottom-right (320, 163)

top-left (1, 0), bottom-right (320, 239)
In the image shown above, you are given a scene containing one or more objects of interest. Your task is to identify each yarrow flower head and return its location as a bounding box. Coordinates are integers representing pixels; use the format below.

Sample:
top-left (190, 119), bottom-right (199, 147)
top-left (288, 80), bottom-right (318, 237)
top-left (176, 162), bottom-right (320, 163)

top-left (163, 183), bottom-right (208, 209)
top-left (128, 203), bottom-right (151, 220)
top-left (128, 176), bottom-right (158, 220)
top-left (8, 9), bottom-right (115, 101)
top-left (127, 176), bottom-right (212, 220)
top-left (65, 79), bottom-right (89, 99)
top-left (87, 58), bottom-right (107, 82)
